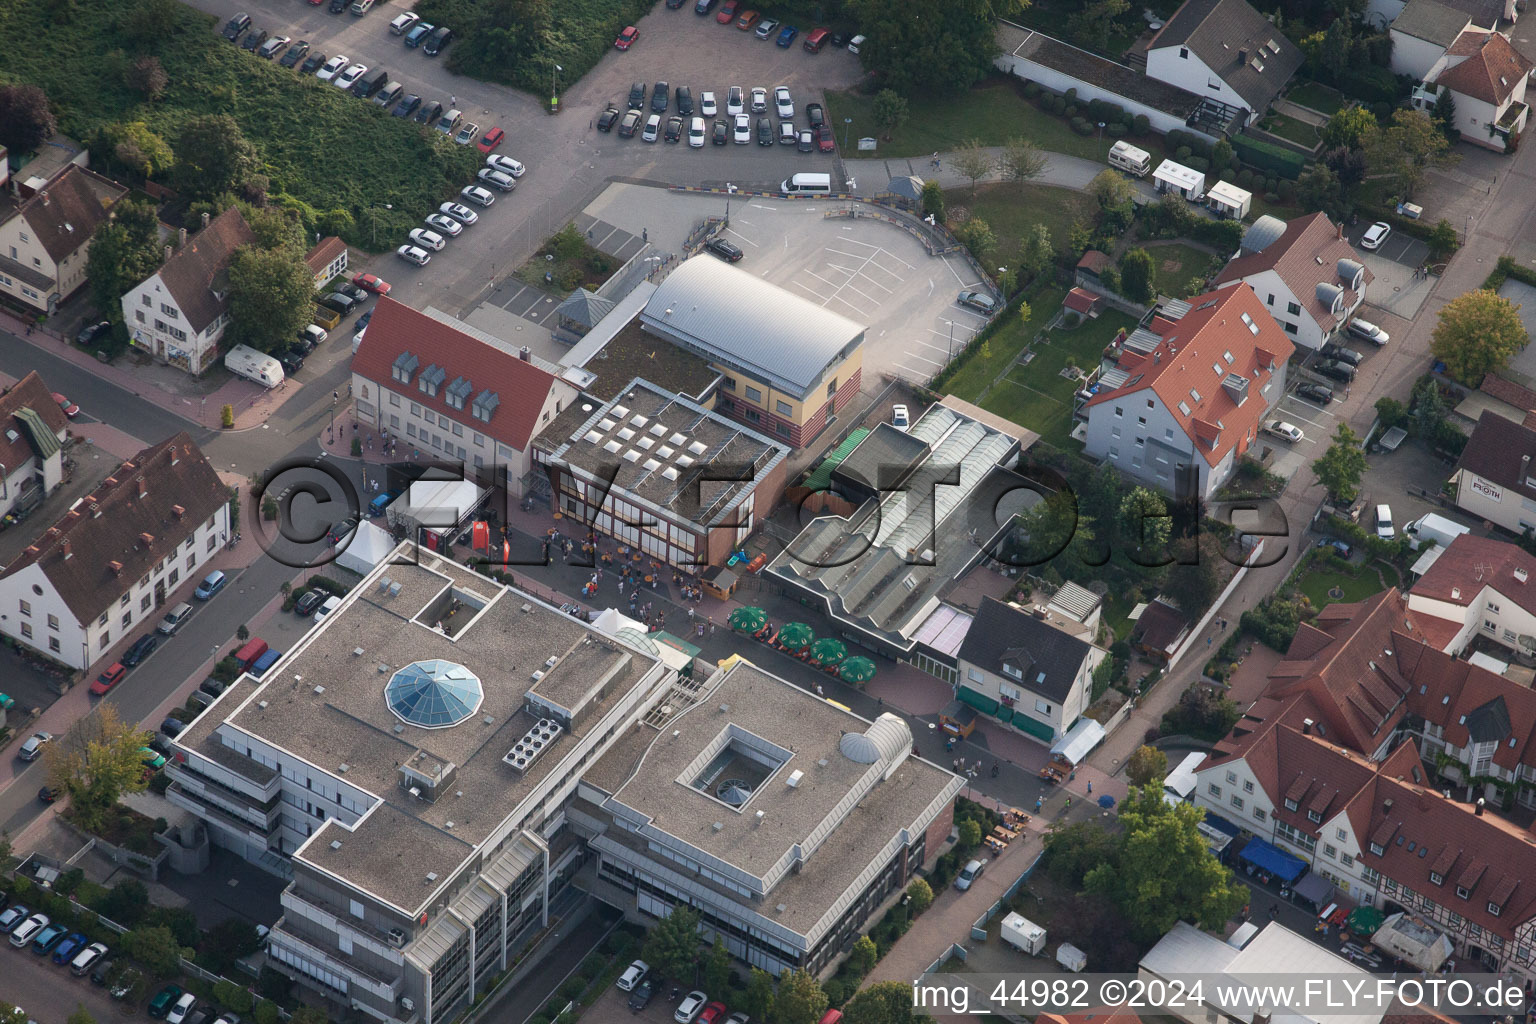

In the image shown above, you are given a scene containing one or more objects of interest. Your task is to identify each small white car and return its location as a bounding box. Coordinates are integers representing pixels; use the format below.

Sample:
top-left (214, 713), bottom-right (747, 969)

top-left (726, 85), bottom-right (744, 116)
top-left (389, 11), bottom-right (420, 34)
top-left (316, 55), bottom-right (349, 82)
top-left (615, 959), bottom-right (648, 992)
top-left (700, 91), bottom-right (717, 117)
top-left (335, 63), bottom-right (369, 90)
top-left (675, 991), bottom-right (708, 1024)
top-left (166, 993), bottom-right (198, 1024)
top-left (440, 201), bottom-right (479, 225)
top-left (1360, 221), bottom-right (1391, 250)
top-left (424, 214), bottom-right (462, 237)
top-left (408, 227), bottom-right (446, 251)
top-left (891, 404), bottom-right (910, 430)
top-left (749, 87), bottom-right (767, 113)
top-left (485, 154), bottom-right (525, 177)
top-left (1265, 420), bottom-right (1303, 443)
top-left (315, 596), bottom-right (343, 623)
top-left (17, 731), bottom-right (52, 761)
top-left (774, 85), bottom-right (793, 118)
top-left (732, 113), bottom-right (751, 144)
top-left (460, 184), bottom-right (497, 206)
top-left (70, 941), bottom-right (109, 976)
top-left (1375, 504), bottom-right (1396, 540)
top-left (1347, 318), bottom-right (1389, 346)
top-left (9, 914), bottom-right (48, 947)
top-left (455, 121), bottom-right (480, 146)
top-left (642, 113), bottom-right (661, 142)
top-left (954, 858), bottom-right (986, 891)
top-left (477, 167), bottom-right (517, 191)
top-left (688, 117), bottom-right (706, 147)
top-left (396, 244), bottom-right (431, 266)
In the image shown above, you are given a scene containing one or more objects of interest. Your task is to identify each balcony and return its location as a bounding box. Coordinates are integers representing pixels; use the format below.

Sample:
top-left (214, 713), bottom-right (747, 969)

top-left (270, 919), bottom-right (401, 1001)
top-left (283, 884), bottom-right (408, 959)
top-left (1495, 101), bottom-right (1528, 137)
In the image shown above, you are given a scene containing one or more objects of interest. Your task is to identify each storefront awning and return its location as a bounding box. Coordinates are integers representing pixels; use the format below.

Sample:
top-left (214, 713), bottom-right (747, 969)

top-left (1050, 718), bottom-right (1106, 766)
top-left (1238, 836), bottom-right (1307, 882)
top-left (1293, 871), bottom-right (1334, 906)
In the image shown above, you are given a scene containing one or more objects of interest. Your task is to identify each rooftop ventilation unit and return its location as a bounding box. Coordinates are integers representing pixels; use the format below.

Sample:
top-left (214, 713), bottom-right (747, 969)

top-left (755, 810), bottom-right (765, 825)
top-left (426, 872), bottom-right (438, 882)
top-left (378, 578), bottom-right (392, 593)
top-left (388, 928), bottom-right (407, 948)
top-left (389, 582), bottom-right (402, 597)
top-left (719, 704), bottom-right (731, 713)
top-left (394, 724), bottom-right (405, 734)
top-left (502, 717), bottom-right (566, 774)
top-left (712, 822), bottom-right (724, 832)
top-left (521, 603), bottom-right (533, 614)
top-left (786, 770), bottom-right (804, 788)
top-left (339, 763), bottom-right (350, 773)
top-left (258, 700), bottom-right (269, 709)
top-left (353, 647), bottom-right (365, 657)
top-left (544, 656), bottom-right (559, 669)
top-left (330, 840), bottom-right (343, 850)
top-left (530, 670), bottom-right (544, 683)
top-left (313, 685), bottom-right (326, 695)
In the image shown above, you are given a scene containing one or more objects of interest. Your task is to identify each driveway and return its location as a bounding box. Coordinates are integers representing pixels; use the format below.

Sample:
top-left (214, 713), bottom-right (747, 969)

top-left (1347, 221), bottom-right (1427, 269)
top-left (0, 940), bottom-right (124, 1024)
top-left (182, 0), bottom-right (865, 319)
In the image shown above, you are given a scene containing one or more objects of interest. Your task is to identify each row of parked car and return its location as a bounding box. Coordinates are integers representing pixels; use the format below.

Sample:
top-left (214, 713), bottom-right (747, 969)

top-left (666, 0), bottom-right (864, 57)
top-left (598, 83), bottom-right (835, 151)
top-left (0, 894), bottom-right (142, 1003)
top-left (397, 129), bottom-right (528, 266)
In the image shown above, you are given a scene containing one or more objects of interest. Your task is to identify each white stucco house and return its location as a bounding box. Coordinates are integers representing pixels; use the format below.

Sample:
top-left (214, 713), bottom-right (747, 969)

top-left (1408, 533), bottom-right (1536, 655)
top-left (0, 164), bottom-right (126, 316)
top-left (1212, 213), bottom-right (1372, 352)
top-left (1453, 411), bottom-right (1536, 535)
top-left (1143, 0), bottom-right (1303, 127)
top-left (121, 207), bottom-right (256, 376)
top-left (1409, 27), bottom-right (1532, 152)
top-left (0, 433), bottom-right (230, 670)
top-left (1079, 284), bottom-right (1294, 500)
top-left (1391, 0), bottom-right (1482, 78)
top-left (0, 371), bottom-right (71, 520)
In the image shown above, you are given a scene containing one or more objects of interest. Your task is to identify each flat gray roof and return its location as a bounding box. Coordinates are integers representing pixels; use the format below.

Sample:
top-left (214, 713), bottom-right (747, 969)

top-left (585, 660), bottom-right (958, 933)
top-left (641, 257), bottom-right (865, 400)
top-left (180, 548), bottom-right (662, 912)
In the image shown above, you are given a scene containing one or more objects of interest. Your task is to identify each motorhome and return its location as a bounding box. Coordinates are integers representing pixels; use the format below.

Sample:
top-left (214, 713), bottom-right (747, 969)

top-left (225, 344), bottom-right (285, 389)
top-left (1108, 140), bottom-right (1151, 177)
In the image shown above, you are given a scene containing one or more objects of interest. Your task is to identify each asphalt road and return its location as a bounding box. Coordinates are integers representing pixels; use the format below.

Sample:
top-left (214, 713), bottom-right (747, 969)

top-left (0, 942), bottom-right (122, 1024)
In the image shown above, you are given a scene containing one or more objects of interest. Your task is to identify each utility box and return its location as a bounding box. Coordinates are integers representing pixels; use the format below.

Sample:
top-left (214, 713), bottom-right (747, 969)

top-left (1000, 912), bottom-right (1046, 955)
top-left (1056, 942), bottom-right (1087, 972)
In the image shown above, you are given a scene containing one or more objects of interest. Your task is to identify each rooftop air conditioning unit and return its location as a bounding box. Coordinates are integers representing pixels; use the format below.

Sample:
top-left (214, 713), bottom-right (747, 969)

top-left (530, 670), bottom-right (544, 683)
top-left (389, 928), bottom-right (408, 948)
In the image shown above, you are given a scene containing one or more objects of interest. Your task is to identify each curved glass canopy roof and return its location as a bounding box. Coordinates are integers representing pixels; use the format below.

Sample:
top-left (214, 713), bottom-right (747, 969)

top-left (385, 660), bottom-right (483, 728)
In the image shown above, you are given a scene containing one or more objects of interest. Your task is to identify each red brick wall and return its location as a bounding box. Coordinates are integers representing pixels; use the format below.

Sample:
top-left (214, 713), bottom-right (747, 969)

top-left (833, 365), bottom-right (862, 413)
top-left (923, 800), bottom-right (956, 868)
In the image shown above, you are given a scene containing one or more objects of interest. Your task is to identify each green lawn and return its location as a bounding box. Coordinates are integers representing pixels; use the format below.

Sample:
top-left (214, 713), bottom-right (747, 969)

top-left (1286, 80), bottom-right (1346, 117)
top-left (1295, 559), bottom-right (1393, 609)
top-left (1145, 243), bottom-right (1217, 298)
top-left (975, 305), bottom-right (1139, 447)
top-left (0, 0), bottom-right (479, 252)
top-left (954, 182), bottom-right (1099, 256)
top-left (943, 284), bottom-right (1067, 401)
top-left (823, 76), bottom-right (1166, 164)
top-left (1259, 113), bottom-right (1321, 149)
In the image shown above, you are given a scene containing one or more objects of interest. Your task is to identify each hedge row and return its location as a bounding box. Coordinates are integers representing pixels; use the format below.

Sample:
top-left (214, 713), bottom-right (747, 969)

top-left (1484, 255), bottom-right (1536, 291)
top-left (1231, 134), bottom-right (1306, 180)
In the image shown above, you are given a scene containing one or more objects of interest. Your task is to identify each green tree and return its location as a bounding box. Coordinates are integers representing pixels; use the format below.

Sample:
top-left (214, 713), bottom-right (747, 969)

top-left (1166, 536), bottom-right (1221, 610)
top-left (1296, 162), bottom-right (1344, 220)
top-left (0, 1007), bottom-right (28, 1024)
top-left (86, 199), bottom-right (164, 319)
top-left (1431, 288), bottom-right (1528, 384)
top-left (1431, 89), bottom-right (1460, 143)
top-left (951, 139), bottom-right (995, 194)
top-left (1118, 486), bottom-right (1171, 562)
top-left (552, 222), bottom-right (587, 261)
top-left (955, 217), bottom-right (996, 260)
top-left (847, 0), bottom-right (1026, 94)
top-left (225, 245), bottom-right (315, 355)
top-left (920, 180), bottom-right (945, 221)
top-left (1319, 17), bottom-right (1352, 79)
top-left (1043, 820), bottom-right (1120, 887)
top-left (906, 878), bottom-right (934, 915)
top-left (174, 114), bottom-right (258, 202)
top-left (772, 968), bottom-right (830, 1024)
top-left (288, 1009), bottom-right (329, 1024)
top-left (1085, 784), bottom-right (1247, 939)
top-left (237, 623), bottom-right (250, 642)
top-left (999, 136), bottom-right (1047, 185)
top-left (742, 968), bottom-right (776, 1022)
top-left (100, 879), bottom-right (151, 926)
top-left (1426, 218), bottom-right (1458, 261)
top-left (1068, 0), bottom-right (1130, 53)
top-left (1019, 223), bottom-right (1054, 281)
top-left (1016, 300), bottom-right (1033, 331)
top-left (0, 84), bottom-right (57, 156)
top-left (871, 89), bottom-right (909, 139)
top-left (642, 905), bottom-right (701, 983)
top-left (243, 206), bottom-right (306, 252)
top-left (1320, 106), bottom-right (1376, 150)
top-left (126, 56), bottom-right (168, 103)
top-left (843, 981), bottom-right (925, 1024)
top-left (125, 925), bottom-right (191, 978)
top-left (1118, 247), bottom-right (1154, 302)
top-left (957, 818), bottom-right (982, 849)
top-left (1088, 167), bottom-right (1135, 211)
top-left (1211, 138), bottom-right (1234, 170)
top-left (1312, 423), bottom-right (1368, 504)
top-left (1363, 109), bottom-right (1456, 199)
top-left (125, 0), bottom-right (182, 44)
top-left (104, 121), bottom-right (174, 178)
top-left (43, 704), bottom-right (152, 831)
top-left (67, 1007), bottom-right (96, 1024)
top-left (1126, 745), bottom-right (1168, 788)
top-left (703, 936), bottom-right (731, 995)
top-left (203, 918), bottom-right (264, 974)
top-left (253, 1001), bottom-right (281, 1024)
top-left (848, 934), bottom-right (878, 976)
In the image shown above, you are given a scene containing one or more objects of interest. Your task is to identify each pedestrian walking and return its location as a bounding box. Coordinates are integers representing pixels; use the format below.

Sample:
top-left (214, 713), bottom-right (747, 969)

top-left (990, 762), bottom-right (999, 778)
top-left (450, 94), bottom-right (456, 106)
top-left (709, 622), bottom-right (716, 636)
top-left (953, 758), bottom-right (960, 771)
top-left (815, 683), bottom-right (824, 696)
top-left (1087, 781), bottom-right (1093, 794)
top-left (1065, 797), bottom-right (1072, 810)
top-left (1035, 796), bottom-right (1044, 813)
top-left (687, 607), bottom-right (695, 622)
top-left (618, 581), bottom-right (625, 595)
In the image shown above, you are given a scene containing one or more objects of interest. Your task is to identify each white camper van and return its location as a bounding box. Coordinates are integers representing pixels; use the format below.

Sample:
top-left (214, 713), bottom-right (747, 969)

top-left (225, 344), bottom-right (285, 389)
top-left (1108, 140), bottom-right (1151, 178)
top-left (1000, 912), bottom-right (1047, 955)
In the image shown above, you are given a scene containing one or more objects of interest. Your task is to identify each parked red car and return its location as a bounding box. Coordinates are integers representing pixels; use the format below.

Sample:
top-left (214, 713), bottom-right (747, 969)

top-left (477, 126), bottom-right (505, 153)
top-left (91, 663), bottom-right (126, 696)
top-left (715, 0), bottom-right (738, 23)
top-left (816, 124), bottom-right (835, 152)
top-left (52, 392), bottom-right (79, 418)
top-left (614, 25), bottom-right (639, 49)
top-left (351, 273), bottom-right (392, 296)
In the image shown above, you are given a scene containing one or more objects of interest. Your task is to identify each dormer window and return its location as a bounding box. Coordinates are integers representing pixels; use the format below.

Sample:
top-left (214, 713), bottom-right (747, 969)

top-left (1307, 810), bottom-right (1322, 823)
top-left (418, 364), bottom-right (447, 398)
top-left (1489, 902), bottom-right (1502, 916)
top-left (446, 375), bottom-right (474, 411)
top-left (1002, 663), bottom-right (1023, 681)
top-left (1455, 886), bottom-right (1470, 900)
top-left (1370, 842), bottom-right (1384, 856)
top-left (1284, 798), bottom-right (1298, 811)
top-left (1430, 872), bottom-right (1444, 886)
top-left (392, 351), bottom-right (419, 386)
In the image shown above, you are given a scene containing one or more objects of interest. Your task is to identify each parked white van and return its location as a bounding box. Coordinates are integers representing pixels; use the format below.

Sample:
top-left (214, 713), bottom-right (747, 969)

top-left (781, 172), bottom-right (832, 194)
top-left (225, 344), bottom-right (285, 389)
top-left (1107, 140), bottom-right (1151, 178)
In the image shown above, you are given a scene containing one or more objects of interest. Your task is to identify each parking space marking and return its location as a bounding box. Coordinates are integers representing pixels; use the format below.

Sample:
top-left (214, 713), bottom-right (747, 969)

top-left (904, 351), bottom-right (945, 368)
top-left (724, 227), bottom-right (759, 247)
top-left (896, 361), bottom-right (936, 380)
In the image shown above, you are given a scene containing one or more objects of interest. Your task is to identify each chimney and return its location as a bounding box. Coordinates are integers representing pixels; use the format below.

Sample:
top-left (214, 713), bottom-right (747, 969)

top-left (24, 544), bottom-right (39, 558)
top-left (1338, 221), bottom-right (1344, 241)
top-left (61, 539), bottom-right (71, 560)
top-left (519, 346), bottom-right (531, 362)
top-left (178, 227), bottom-right (187, 248)
top-left (1303, 718), bottom-right (1313, 735)
top-left (1383, 798), bottom-right (1393, 813)
top-left (108, 560), bottom-right (124, 576)
top-left (139, 532), bottom-right (155, 548)
top-left (1476, 797), bottom-right (1485, 816)
top-left (138, 476), bottom-right (147, 499)
top-left (202, 211), bottom-right (210, 229)
top-left (1238, 47), bottom-right (1249, 63)
top-left (39, 191), bottom-right (49, 206)
top-left (171, 504), bottom-right (186, 519)
top-left (164, 245), bottom-right (173, 264)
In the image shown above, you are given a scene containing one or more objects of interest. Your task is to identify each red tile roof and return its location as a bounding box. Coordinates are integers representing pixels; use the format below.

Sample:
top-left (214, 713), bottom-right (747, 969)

top-left (304, 236), bottom-right (348, 279)
top-left (0, 433), bottom-right (227, 623)
top-left (15, 165), bottom-right (126, 265)
top-left (1083, 284), bottom-right (1293, 467)
top-left (1132, 597), bottom-right (1191, 654)
top-left (1435, 29), bottom-right (1533, 106)
top-left (1479, 372), bottom-right (1536, 413)
top-left (1264, 591), bottom-right (1428, 752)
top-left (1409, 534), bottom-right (1536, 618)
top-left (1212, 212), bottom-right (1373, 334)
top-left (155, 207), bottom-right (256, 334)
top-left (1077, 250), bottom-right (1111, 273)
top-left (1064, 287), bottom-right (1104, 315)
top-left (1394, 638), bottom-right (1536, 772)
top-left (0, 371), bottom-right (69, 474)
top-left (352, 297), bottom-right (562, 453)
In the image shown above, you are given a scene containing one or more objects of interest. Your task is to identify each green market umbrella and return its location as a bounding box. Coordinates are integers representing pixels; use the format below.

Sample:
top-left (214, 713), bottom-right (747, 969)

top-left (777, 622), bottom-right (815, 650)
top-left (728, 606), bottom-right (767, 632)
top-left (809, 637), bottom-right (847, 665)
top-left (839, 656), bottom-right (877, 684)
top-left (1348, 906), bottom-right (1384, 935)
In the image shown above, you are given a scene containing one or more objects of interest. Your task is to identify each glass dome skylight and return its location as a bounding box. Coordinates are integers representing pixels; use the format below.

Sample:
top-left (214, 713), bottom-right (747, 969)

top-left (385, 660), bottom-right (483, 729)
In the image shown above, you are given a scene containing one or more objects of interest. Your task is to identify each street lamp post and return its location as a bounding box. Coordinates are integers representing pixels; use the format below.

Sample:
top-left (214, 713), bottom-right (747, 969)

top-left (552, 63), bottom-right (563, 104)
top-left (843, 117), bottom-right (853, 150)
top-left (1098, 121), bottom-right (1107, 161)
top-left (371, 203), bottom-right (393, 246)
top-left (330, 389), bottom-right (339, 443)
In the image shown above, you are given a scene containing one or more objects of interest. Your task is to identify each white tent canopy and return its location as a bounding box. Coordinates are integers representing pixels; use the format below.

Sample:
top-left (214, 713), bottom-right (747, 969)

top-left (1050, 718), bottom-right (1106, 766)
top-left (1372, 913), bottom-right (1454, 973)
top-left (335, 520), bottom-right (397, 576)
top-left (386, 479), bottom-right (487, 537)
